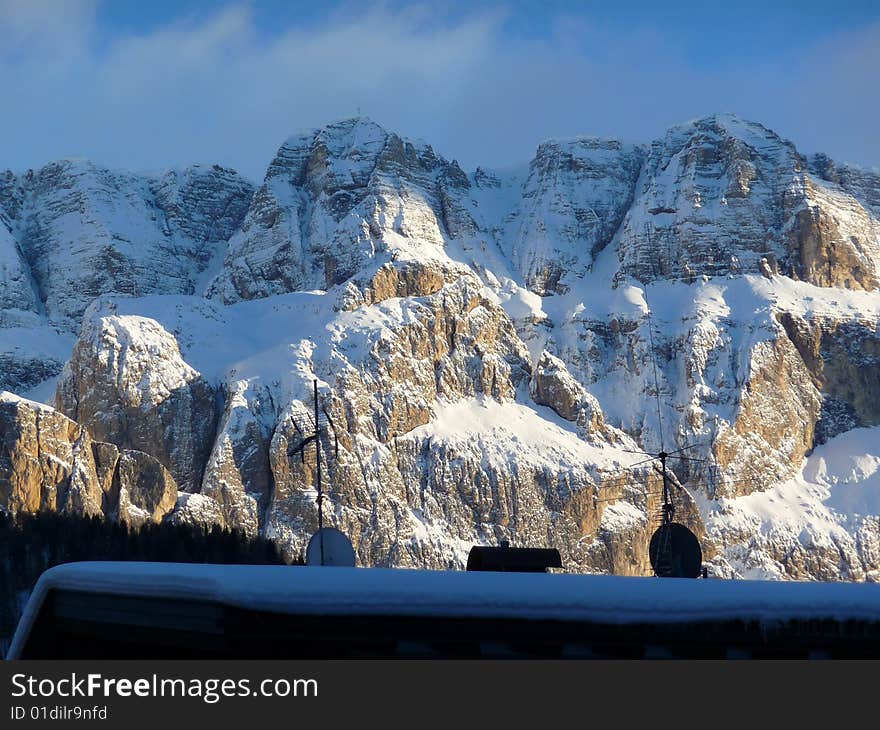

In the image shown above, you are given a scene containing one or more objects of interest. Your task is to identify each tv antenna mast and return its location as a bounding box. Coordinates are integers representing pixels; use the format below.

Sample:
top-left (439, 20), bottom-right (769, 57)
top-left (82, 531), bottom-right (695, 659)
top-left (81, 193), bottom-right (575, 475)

top-left (624, 302), bottom-right (704, 578)
top-left (287, 378), bottom-right (340, 566)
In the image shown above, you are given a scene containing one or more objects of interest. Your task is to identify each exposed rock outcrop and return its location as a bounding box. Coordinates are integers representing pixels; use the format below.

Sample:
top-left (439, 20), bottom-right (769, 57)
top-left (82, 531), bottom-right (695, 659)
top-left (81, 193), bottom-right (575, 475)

top-left (200, 380), bottom-right (273, 537)
top-left (114, 450), bottom-right (178, 528)
top-left (712, 330), bottom-right (823, 497)
top-left (55, 309), bottom-right (217, 492)
top-left (777, 311), bottom-right (880, 442)
top-left (261, 273), bottom-right (550, 565)
top-left (786, 175), bottom-right (880, 290)
top-left (0, 392), bottom-right (102, 516)
top-left (530, 350), bottom-right (609, 438)
top-left (0, 393), bottom-right (187, 527)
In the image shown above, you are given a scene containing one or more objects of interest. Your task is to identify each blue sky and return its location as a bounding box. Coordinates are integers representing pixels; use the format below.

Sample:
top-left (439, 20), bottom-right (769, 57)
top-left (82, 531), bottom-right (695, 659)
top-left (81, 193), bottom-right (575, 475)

top-left (2, 0), bottom-right (879, 180)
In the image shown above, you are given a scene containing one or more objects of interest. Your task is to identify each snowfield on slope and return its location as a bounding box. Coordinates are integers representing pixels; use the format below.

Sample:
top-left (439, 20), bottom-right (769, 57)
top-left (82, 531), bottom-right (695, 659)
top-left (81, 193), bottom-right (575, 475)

top-left (703, 426), bottom-right (880, 581)
top-left (411, 396), bottom-right (646, 474)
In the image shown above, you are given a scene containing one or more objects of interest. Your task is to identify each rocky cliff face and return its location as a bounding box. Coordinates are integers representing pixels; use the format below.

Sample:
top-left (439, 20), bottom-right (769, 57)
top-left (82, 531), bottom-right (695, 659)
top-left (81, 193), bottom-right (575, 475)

top-left (0, 161), bottom-right (254, 397)
top-left (55, 308), bottom-right (218, 492)
top-left (614, 116), bottom-right (880, 290)
top-left (1, 114), bottom-right (879, 581)
top-left (206, 118), bottom-right (473, 303)
top-left (0, 392), bottom-right (178, 526)
top-left (503, 138), bottom-right (645, 295)
top-left (1, 160), bottom-right (254, 330)
top-left (0, 214), bottom-right (39, 327)
top-left (0, 214), bottom-right (61, 394)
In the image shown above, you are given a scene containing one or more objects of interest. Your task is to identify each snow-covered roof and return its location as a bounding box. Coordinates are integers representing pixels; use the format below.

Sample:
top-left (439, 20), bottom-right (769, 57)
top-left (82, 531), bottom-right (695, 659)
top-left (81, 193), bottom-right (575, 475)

top-left (9, 562), bottom-right (880, 658)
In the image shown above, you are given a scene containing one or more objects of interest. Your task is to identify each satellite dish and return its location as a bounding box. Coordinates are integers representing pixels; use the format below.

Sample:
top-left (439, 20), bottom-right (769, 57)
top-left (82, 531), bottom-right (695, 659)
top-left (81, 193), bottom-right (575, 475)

top-left (306, 528), bottom-right (356, 567)
top-left (649, 522), bottom-right (702, 578)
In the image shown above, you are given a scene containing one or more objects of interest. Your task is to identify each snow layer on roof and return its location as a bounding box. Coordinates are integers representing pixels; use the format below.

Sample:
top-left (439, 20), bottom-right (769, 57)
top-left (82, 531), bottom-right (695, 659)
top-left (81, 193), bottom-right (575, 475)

top-left (9, 560), bottom-right (880, 658)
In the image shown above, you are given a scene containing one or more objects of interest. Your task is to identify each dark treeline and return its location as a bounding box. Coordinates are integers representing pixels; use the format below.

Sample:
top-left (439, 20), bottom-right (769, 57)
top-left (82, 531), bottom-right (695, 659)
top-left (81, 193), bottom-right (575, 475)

top-left (0, 510), bottom-right (294, 656)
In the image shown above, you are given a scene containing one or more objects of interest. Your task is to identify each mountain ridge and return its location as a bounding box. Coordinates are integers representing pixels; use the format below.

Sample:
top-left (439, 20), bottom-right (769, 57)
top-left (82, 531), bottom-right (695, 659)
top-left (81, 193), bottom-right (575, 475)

top-left (1, 113), bottom-right (879, 580)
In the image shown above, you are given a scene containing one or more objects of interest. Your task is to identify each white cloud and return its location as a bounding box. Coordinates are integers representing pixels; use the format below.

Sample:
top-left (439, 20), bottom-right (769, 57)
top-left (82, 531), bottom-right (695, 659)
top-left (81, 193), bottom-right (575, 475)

top-left (0, 0), bottom-right (96, 55)
top-left (0, 2), bottom-right (877, 179)
top-left (0, 3), bottom-right (504, 178)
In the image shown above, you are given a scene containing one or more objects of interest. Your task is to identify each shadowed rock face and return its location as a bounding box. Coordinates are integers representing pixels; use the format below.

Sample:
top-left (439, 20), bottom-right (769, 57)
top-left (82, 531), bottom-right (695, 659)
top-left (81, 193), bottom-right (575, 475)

top-left (114, 450), bottom-right (178, 528)
top-left (0, 161), bottom-right (254, 398)
top-left (199, 380), bottom-right (274, 537)
top-left (2, 161), bottom-right (254, 331)
top-left (0, 354), bottom-right (64, 394)
top-left (777, 311), bottom-right (880, 442)
top-left (0, 217), bottom-right (39, 326)
top-left (809, 153), bottom-right (880, 220)
top-left (91, 441), bottom-right (120, 509)
top-left (505, 138), bottom-right (645, 295)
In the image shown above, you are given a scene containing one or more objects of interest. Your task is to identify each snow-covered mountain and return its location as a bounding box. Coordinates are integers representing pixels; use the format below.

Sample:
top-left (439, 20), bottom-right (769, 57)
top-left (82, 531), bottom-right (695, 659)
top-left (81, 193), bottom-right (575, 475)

top-left (0, 160), bottom-right (253, 394)
top-left (1, 114), bottom-right (879, 580)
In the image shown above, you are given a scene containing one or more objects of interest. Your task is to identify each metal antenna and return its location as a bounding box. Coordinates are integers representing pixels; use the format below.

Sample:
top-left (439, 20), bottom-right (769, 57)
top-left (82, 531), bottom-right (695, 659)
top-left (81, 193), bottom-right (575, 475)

top-left (641, 293), bottom-right (675, 526)
top-left (624, 288), bottom-right (709, 577)
top-left (584, 284), bottom-right (712, 578)
top-left (314, 378), bottom-right (323, 566)
top-left (286, 378), bottom-right (340, 566)
top-left (646, 310), bottom-right (665, 453)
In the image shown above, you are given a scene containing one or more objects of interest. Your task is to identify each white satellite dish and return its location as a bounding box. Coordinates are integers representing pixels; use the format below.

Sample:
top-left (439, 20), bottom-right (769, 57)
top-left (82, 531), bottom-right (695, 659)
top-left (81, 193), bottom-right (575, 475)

top-left (306, 528), bottom-right (356, 567)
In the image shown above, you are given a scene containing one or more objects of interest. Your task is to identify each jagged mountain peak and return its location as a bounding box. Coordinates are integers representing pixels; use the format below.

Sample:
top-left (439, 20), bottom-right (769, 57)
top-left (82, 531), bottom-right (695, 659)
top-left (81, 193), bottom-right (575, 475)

top-left (612, 112), bottom-right (880, 289)
top-left (209, 116), bottom-right (475, 302)
top-left (25, 156), bottom-right (98, 176)
top-left (209, 111), bottom-right (880, 302)
top-left (17, 157), bottom-right (250, 190)
top-left (534, 134), bottom-right (642, 156)
top-left (275, 117), bottom-right (390, 173)
top-left (283, 115), bottom-right (387, 144)
top-left (313, 115), bottom-right (389, 144)
top-left (649, 113), bottom-right (805, 187)
top-left (669, 112), bottom-right (794, 145)
top-left (155, 161), bottom-right (249, 183)
top-left (273, 116), bottom-right (439, 173)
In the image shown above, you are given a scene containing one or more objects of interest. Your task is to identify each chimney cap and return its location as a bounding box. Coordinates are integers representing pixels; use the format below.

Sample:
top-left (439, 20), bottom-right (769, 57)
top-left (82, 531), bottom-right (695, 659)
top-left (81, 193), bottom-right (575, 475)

top-left (466, 545), bottom-right (562, 573)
